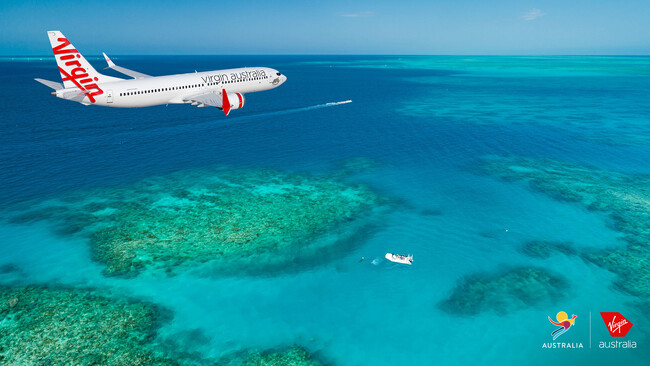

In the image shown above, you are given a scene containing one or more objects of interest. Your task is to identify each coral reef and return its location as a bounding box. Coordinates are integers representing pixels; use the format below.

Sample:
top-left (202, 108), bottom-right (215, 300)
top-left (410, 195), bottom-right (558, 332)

top-left (0, 285), bottom-right (176, 365)
top-left (440, 267), bottom-right (567, 315)
top-left (230, 346), bottom-right (323, 366)
top-left (6, 168), bottom-right (382, 277)
top-left (483, 156), bottom-right (650, 297)
top-left (519, 240), bottom-right (576, 259)
top-left (0, 285), bottom-right (329, 365)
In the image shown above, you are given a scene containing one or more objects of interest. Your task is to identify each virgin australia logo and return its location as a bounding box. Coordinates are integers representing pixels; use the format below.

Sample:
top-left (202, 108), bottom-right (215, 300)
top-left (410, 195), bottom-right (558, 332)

top-left (600, 312), bottom-right (633, 337)
top-left (598, 312), bottom-right (637, 349)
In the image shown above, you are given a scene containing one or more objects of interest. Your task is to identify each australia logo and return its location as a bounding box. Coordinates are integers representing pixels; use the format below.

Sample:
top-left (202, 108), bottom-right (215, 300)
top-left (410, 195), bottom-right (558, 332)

top-left (600, 312), bottom-right (633, 337)
top-left (548, 311), bottom-right (577, 340)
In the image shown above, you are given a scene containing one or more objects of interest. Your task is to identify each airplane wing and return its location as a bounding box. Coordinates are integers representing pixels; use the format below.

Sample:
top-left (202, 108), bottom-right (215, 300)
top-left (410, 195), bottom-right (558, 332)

top-left (184, 89), bottom-right (244, 116)
top-left (102, 53), bottom-right (150, 79)
top-left (183, 91), bottom-right (222, 108)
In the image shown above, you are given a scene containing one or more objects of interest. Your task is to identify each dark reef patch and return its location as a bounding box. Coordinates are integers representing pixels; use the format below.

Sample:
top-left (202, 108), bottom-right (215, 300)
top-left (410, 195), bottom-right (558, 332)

top-left (519, 240), bottom-right (577, 259)
top-left (0, 264), bottom-right (21, 274)
top-left (439, 267), bottom-right (568, 316)
top-left (223, 345), bottom-right (324, 366)
top-left (420, 208), bottom-right (443, 217)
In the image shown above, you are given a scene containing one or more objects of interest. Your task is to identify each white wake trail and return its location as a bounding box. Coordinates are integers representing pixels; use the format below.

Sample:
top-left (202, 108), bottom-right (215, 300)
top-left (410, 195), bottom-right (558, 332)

top-left (147, 100), bottom-right (354, 134)
top-left (325, 100), bottom-right (353, 106)
top-left (221, 100), bottom-right (352, 121)
top-left (283, 100), bottom-right (353, 113)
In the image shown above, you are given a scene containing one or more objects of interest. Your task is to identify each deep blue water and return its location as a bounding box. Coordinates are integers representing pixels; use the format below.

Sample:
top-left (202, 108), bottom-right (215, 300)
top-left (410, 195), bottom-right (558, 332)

top-left (1, 55), bottom-right (649, 365)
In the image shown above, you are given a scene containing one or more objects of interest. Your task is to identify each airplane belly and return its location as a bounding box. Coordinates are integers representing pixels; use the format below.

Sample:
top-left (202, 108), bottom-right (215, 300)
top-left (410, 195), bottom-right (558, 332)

top-left (113, 94), bottom-right (178, 108)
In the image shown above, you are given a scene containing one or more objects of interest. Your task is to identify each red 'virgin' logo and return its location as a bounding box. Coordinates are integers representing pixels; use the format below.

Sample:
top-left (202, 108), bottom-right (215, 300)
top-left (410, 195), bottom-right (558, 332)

top-left (52, 37), bottom-right (103, 103)
top-left (600, 312), bottom-right (633, 337)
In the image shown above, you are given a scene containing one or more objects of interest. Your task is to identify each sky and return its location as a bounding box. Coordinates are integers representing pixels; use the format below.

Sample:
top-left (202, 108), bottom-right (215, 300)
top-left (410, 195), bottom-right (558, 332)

top-left (0, 0), bottom-right (648, 55)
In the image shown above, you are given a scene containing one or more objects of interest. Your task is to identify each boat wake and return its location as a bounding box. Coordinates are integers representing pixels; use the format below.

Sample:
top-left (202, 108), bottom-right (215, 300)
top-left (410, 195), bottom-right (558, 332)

top-left (125, 100), bottom-right (354, 136)
top-left (256, 100), bottom-right (352, 117)
top-left (324, 100), bottom-right (353, 107)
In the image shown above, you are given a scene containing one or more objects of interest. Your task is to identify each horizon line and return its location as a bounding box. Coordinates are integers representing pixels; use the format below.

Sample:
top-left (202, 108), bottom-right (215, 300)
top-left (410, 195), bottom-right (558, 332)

top-left (2, 54), bottom-right (650, 58)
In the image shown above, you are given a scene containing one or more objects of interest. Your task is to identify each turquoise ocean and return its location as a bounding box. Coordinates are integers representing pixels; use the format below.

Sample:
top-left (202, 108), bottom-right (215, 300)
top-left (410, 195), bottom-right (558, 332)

top-left (0, 55), bottom-right (649, 365)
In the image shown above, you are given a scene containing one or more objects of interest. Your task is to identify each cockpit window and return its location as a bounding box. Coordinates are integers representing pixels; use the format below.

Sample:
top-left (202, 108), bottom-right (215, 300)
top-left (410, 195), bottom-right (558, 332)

top-left (276, 72), bottom-right (281, 76)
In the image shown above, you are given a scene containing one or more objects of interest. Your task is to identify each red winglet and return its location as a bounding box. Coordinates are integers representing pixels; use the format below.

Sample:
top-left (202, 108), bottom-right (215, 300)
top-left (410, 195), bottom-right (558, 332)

top-left (222, 89), bottom-right (231, 116)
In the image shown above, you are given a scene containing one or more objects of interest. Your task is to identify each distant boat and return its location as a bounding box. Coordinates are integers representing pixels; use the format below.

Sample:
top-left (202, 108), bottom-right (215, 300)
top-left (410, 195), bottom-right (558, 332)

top-left (385, 253), bottom-right (413, 265)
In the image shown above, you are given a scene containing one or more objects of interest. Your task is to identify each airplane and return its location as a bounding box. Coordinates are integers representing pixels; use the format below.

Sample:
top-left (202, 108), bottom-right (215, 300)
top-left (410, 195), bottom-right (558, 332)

top-left (34, 31), bottom-right (287, 115)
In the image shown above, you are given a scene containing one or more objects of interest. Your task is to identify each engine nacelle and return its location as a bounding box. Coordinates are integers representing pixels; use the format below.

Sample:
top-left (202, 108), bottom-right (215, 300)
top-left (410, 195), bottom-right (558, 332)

top-left (221, 90), bottom-right (245, 115)
top-left (227, 92), bottom-right (245, 110)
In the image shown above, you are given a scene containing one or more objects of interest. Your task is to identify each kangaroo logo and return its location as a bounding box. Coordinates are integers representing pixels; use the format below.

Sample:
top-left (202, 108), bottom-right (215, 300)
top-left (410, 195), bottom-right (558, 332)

top-left (548, 311), bottom-right (577, 340)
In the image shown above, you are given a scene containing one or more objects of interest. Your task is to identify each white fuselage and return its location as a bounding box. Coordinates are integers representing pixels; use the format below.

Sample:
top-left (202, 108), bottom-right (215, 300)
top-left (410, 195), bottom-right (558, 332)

top-left (40, 31), bottom-right (287, 113)
top-left (55, 67), bottom-right (286, 107)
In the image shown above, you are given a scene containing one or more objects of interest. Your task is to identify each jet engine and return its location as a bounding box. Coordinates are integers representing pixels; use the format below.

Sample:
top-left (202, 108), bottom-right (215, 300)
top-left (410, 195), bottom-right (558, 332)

top-left (221, 90), bottom-right (245, 115)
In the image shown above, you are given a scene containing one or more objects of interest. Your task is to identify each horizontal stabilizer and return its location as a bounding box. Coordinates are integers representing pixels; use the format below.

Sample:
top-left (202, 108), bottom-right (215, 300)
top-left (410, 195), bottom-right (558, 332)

top-left (34, 78), bottom-right (63, 90)
top-left (102, 52), bottom-right (151, 79)
top-left (61, 90), bottom-right (87, 102)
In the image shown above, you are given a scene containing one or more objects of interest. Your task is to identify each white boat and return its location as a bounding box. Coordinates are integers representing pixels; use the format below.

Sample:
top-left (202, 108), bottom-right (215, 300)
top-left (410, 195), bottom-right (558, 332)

top-left (385, 253), bottom-right (413, 265)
